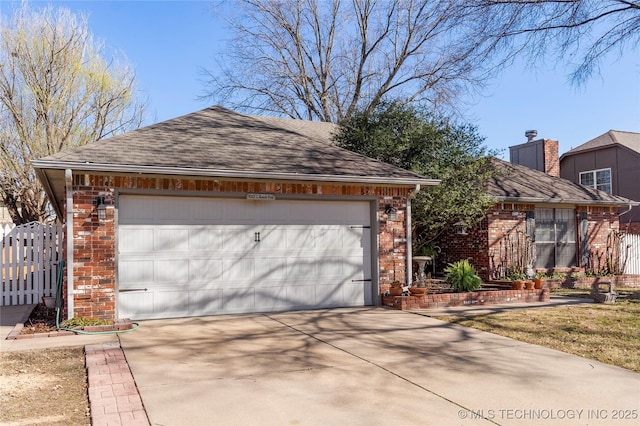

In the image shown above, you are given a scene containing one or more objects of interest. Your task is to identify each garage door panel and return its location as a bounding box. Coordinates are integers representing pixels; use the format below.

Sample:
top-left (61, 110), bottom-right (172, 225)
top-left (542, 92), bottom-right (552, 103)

top-left (119, 292), bottom-right (153, 318)
top-left (255, 286), bottom-right (288, 310)
top-left (344, 255), bottom-right (368, 280)
top-left (286, 228), bottom-right (314, 249)
top-left (189, 289), bottom-right (223, 315)
top-left (154, 228), bottom-right (189, 252)
top-left (188, 228), bottom-right (223, 251)
top-left (118, 195), bottom-right (373, 319)
top-left (154, 290), bottom-right (190, 315)
top-left (287, 257), bottom-right (317, 279)
top-left (119, 228), bottom-right (154, 253)
top-left (155, 259), bottom-right (189, 283)
top-left (316, 229), bottom-right (342, 249)
top-left (315, 283), bottom-right (343, 306)
top-left (223, 258), bottom-right (255, 280)
top-left (255, 257), bottom-right (287, 280)
top-left (344, 282), bottom-right (372, 305)
top-left (287, 285), bottom-right (316, 307)
top-left (316, 257), bottom-right (343, 278)
top-left (223, 227), bottom-right (257, 252)
top-left (189, 258), bottom-right (223, 281)
top-left (344, 227), bottom-right (370, 248)
top-left (224, 288), bottom-right (255, 311)
top-left (119, 259), bottom-right (154, 285)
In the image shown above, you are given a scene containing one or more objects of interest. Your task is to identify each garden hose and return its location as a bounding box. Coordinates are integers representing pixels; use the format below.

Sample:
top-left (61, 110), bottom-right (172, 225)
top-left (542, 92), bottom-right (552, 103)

top-left (53, 260), bottom-right (141, 334)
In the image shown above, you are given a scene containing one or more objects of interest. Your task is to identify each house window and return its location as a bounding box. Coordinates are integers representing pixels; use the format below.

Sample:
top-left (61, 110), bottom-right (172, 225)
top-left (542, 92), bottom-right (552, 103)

top-left (579, 168), bottom-right (611, 194)
top-left (534, 208), bottom-right (576, 269)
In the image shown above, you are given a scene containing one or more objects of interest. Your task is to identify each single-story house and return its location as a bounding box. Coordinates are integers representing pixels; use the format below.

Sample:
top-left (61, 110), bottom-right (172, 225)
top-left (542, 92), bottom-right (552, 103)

top-left (436, 135), bottom-right (639, 280)
top-left (33, 106), bottom-right (438, 321)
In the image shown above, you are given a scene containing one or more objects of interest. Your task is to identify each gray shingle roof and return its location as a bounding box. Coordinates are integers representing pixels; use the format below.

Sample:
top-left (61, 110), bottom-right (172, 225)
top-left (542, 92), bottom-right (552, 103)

top-left (561, 130), bottom-right (640, 158)
top-left (487, 158), bottom-right (638, 206)
top-left (35, 106), bottom-right (428, 183)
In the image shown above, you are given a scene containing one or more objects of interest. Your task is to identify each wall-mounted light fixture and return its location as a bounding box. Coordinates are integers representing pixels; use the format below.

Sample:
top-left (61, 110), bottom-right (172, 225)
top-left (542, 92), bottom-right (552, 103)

top-left (384, 204), bottom-right (397, 221)
top-left (453, 220), bottom-right (468, 235)
top-left (96, 197), bottom-right (107, 220)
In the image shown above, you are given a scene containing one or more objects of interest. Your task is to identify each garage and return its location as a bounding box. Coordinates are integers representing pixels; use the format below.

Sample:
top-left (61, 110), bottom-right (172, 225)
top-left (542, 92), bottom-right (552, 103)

top-left (117, 195), bottom-right (373, 319)
top-left (33, 106), bottom-right (437, 321)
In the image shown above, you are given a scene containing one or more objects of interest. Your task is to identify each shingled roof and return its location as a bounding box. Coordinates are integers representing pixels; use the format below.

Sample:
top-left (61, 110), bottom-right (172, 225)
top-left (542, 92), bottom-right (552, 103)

top-left (488, 158), bottom-right (637, 206)
top-left (34, 105), bottom-right (431, 183)
top-left (560, 130), bottom-right (640, 159)
top-left (33, 106), bottom-right (437, 218)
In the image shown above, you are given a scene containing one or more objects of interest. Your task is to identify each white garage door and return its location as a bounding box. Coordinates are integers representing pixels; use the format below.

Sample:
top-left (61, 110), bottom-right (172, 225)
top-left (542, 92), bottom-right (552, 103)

top-left (117, 195), bottom-right (373, 319)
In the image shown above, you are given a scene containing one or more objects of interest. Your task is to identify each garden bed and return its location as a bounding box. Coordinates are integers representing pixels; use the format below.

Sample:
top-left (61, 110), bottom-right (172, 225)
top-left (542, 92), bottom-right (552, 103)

top-left (382, 288), bottom-right (550, 310)
top-left (6, 303), bottom-right (134, 339)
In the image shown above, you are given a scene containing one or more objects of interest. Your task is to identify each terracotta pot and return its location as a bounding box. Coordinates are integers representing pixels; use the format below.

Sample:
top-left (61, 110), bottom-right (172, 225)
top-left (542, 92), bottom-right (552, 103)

top-left (512, 280), bottom-right (524, 290)
top-left (390, 282), bottom-right (403, 288)
top-left (389, 287), bottom-right (404, 296)
top-left (409, 287), bottom-right (427, 295)
top-left (533, 278), bottom-right (545, 290)
top-left (525, 280), bottom-right (535, 290)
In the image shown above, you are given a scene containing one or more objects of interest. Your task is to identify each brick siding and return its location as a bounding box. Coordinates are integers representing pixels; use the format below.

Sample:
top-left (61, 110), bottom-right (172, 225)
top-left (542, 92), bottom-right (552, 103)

top-left (436, 203), bottom-right (620, 281)
top-left (542, 139), bottom-right (560, 177)
top-left (64, 174), bottom-right (410, 320)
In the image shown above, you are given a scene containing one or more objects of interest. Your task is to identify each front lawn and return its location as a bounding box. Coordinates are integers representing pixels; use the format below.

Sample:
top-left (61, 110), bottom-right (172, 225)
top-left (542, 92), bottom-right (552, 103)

top-left (434, 288), bottom-right (640, 373)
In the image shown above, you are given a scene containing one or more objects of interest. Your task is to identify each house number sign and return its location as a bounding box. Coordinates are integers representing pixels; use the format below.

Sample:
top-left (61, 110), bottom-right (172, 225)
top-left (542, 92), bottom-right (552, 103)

top-left (246, 193), bottom-right (276, 200)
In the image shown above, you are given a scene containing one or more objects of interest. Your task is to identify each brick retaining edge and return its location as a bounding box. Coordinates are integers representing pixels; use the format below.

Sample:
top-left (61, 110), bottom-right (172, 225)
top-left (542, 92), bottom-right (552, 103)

top-left (382, 288), bottom-right (551, 310)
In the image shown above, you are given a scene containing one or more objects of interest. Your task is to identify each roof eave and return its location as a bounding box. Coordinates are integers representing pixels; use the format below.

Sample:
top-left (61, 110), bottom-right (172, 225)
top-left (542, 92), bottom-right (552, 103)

top-left (492, 195), bottom-right (639, 207)
top-left (31, 160), bottom-right (439, 187)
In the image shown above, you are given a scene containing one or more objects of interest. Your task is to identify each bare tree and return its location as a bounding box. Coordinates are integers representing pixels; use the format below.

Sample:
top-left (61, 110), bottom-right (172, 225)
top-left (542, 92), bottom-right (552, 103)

top-left (203, 0), bottom-right (504, 122)
top-left (467, 0), bottom-right (640, 83)
top-left (0, 3), bottom-right (146, 224)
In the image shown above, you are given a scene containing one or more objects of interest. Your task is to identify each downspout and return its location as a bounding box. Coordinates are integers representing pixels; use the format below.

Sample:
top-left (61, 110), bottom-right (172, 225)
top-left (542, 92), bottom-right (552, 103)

top-left (618, 204), bottom-right (633, 219)
top-left (65, 169), bottom-right (74, 319)
top-left (406, 184), bottom-right (421, 286)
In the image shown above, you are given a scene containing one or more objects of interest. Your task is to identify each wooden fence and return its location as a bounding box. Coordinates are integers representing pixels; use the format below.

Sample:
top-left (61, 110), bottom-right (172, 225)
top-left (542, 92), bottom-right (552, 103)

top-left (622, 233), bottom-right (640, 275)
top-left (1, 222), bottom-right (63, 306)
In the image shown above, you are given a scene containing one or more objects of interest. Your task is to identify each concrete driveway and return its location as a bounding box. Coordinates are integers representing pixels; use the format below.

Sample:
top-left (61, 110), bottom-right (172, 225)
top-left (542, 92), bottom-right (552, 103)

top-left (118, 307), bottom-right (640, 426)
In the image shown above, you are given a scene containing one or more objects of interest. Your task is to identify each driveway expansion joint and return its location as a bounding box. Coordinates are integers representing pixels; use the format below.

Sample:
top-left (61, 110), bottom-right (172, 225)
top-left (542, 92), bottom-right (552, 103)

top-left (85, 341), bottom-right (149, 426)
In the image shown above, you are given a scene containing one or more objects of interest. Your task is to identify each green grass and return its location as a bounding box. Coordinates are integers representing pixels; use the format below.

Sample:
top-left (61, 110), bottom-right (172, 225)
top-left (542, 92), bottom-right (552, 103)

top-left (434, 288), bottom-right (640, 373)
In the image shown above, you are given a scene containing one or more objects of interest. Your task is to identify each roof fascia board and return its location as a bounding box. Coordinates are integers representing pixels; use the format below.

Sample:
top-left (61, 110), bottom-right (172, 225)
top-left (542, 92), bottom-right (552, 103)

top-left (31, 160), bottom-right (439, 187)
top-left (492, 196), bottom-right (639, 207)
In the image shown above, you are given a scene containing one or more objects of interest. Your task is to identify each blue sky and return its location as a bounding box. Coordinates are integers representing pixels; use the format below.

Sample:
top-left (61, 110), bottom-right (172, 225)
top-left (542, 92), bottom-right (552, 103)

top-left (3, 0), bottom-right (639, 158)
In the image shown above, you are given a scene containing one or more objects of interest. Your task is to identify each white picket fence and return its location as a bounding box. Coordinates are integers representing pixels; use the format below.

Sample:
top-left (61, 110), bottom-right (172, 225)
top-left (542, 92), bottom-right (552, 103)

top-left (622, 233), bottom-right (640, 275)
top-left (1, 222), bottom-right (63, 306)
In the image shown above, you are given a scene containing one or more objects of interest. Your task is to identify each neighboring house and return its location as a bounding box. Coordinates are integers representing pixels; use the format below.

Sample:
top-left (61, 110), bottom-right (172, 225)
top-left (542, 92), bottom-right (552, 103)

top-left (32, 106), bottom-right (437, 321)
top-left (436, 133), bottom-right (638, 281)
top-left (559, 130), bottom-right (640, 234)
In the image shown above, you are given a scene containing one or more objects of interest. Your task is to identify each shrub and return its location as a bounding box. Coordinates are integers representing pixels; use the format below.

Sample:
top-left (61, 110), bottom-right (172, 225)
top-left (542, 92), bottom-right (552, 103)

top-left (445, 259), bottom-right (482, 292)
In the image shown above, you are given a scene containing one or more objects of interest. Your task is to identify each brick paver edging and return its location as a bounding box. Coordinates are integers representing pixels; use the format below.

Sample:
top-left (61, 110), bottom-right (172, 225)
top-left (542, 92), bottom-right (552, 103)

top-left (85, 342), bottom-right (149, 426)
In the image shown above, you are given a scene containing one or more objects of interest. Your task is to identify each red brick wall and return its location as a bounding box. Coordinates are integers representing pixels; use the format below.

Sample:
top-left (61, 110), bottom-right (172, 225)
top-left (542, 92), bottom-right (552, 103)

top-left (436, 203), bottom-right (620, 281)
top-left (578, 206), bottom-right (620, 273)
top-left (542, 139), bottom-right (560, 177)
top-left (66, 174), bottom-right (410, 320)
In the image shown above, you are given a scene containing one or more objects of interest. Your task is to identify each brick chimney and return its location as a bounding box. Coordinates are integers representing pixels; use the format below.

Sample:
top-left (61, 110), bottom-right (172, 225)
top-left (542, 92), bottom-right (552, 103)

top-left (509, 131), bottom-right (560, 177)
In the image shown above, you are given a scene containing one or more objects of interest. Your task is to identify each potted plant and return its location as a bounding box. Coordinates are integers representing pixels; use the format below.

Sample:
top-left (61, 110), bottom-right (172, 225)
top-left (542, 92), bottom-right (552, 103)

top-left (444, 259), bottom-right (482, 293)
top-left (509, 273), bottom-right (526, 290)
top-left (533, 275), bottom-right (545, 289)
top-left (389, 281), bottom-right (403, 296)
